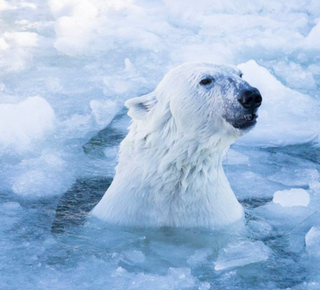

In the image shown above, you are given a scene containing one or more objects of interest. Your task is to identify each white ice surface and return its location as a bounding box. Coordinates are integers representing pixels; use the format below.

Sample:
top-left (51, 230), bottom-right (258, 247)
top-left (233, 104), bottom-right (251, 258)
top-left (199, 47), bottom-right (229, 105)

top-left (0, 97), bottom-right (56, 154)
top-left (11, 152), bottom-right (74, 197)
top-left (305, 20), bottom-right (320, 50)
top-left (238, 60), bottom-right (320, 147)
top-left (90, 99), bottom-right (121, 129)
top-left (273, 188), bottom-right (310, 207)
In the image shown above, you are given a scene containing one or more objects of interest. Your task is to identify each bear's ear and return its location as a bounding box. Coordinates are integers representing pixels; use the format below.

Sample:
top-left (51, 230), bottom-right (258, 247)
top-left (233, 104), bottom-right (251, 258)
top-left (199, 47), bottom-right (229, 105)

top-left (125, 93), bottom-right (157, 120)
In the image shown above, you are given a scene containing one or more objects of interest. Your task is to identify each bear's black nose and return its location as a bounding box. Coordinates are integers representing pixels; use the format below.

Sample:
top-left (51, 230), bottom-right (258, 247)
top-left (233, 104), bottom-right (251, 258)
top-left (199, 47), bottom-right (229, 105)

top-left (238, 88), bottom-right (262, 109)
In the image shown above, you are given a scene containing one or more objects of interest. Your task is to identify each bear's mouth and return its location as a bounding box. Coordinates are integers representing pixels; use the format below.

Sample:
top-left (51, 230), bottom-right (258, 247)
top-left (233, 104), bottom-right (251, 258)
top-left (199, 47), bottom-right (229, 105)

top-left (243, 113), bottom-right (257, 122)
top-left (231, 113), bottom-right (258, 130)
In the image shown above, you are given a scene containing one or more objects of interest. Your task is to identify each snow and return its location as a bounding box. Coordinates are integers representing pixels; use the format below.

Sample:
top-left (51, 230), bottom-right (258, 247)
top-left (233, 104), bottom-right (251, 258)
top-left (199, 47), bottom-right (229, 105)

top-left (273, 188), bottom-right (310, 207)
top-left (0, 0), bottom-right (320, 288)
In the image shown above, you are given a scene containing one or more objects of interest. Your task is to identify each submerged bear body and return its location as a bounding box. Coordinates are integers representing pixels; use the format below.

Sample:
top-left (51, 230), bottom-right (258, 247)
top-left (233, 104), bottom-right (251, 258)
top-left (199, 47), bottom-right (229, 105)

top-left (92, 62), bottom-right (262, 228)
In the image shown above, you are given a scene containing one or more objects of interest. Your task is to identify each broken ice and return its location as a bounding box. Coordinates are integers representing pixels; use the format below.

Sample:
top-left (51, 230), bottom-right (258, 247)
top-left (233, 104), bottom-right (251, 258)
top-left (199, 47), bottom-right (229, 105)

top-left (273, 188), bottom-right (310, 207)
top-left (214, 241), bottom-right (271, 271)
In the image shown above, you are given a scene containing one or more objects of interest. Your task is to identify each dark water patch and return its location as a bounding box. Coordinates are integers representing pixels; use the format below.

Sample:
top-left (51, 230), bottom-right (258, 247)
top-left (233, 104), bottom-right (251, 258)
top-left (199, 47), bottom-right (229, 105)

top-left (241, 197), bottom-right (273, 208)
top-left (82, 110), bottom-right (128, 158)
top-left (265, 142), bottom-right (320, 165)
top-left (51, 176), bottom-right (112, 234)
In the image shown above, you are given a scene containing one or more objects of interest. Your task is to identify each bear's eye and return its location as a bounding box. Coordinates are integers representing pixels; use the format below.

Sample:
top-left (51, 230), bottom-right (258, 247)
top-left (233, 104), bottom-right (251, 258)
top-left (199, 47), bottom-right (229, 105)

top-left (199, 77), bottom-right (214, 86)
top-left (239, 73), bottom-right (243, 78)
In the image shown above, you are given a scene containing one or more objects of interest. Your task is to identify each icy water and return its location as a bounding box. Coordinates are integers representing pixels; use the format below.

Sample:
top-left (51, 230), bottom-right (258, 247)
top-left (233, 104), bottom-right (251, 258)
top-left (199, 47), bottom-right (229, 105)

top-left (1, 122), bottom-right (320, 289)
top-left (1, 0), bottom-right (320, 289)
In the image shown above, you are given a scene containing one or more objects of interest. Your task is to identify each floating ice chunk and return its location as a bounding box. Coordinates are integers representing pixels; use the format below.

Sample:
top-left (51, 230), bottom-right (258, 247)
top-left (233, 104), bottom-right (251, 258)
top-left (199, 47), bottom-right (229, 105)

top-left (268, 168), bottom-right (320, 189)
top-left (187, 248), bottom-right (212, 266)
top-left (228, 169), bottom-right (273, 200)
top-left (50, 0), bottom-right (163, 56)
top-left (283, 212), bottom-right (320, 254)
top-left (54, 15), bottom-right (96, 55)
top-left (0, 82), bottom-right (5, 91)
top-left (252, 200), bottom-right (312, 231)
top-left (4, 32), bottom-right (39, 47)
top-left (172, 42), bottom-right (233, 65)
top-left (273, 188), bottom-right (310, 207)
top-left (19, 2), bottom-right (37, 9)
top-left (12, 170), bottom-right (47, 197)
top-left (305, 226), bottom-right (320, 258)
top-left (49, 0), bottom-right (132, 18)
top-left (237, 60), bottom-right (320, 147)
top-left (0, 30), bottom-right (39, 72)
top-left (148, 268), bottom-right (196, 289)
top-left (309, 180), bottom-right (320, 192)
top-left (111, 266), bottom-right (196, 289)
top-left (12, 152), bottom-right (73, 197)
top-left (0, 97), bottom-right (56, 154)
top-left (90, 99), bottom-right (121, 128)
top-left (271, 61), bottom-right (316, 92)
top-left (124, 58), bottom-right (135, 72)
top-left (44, 77), bottom-right (63, 93)
top-left (199, 282), bottom-right (211, 290)
top-left (122, 250), bottom-right (145, 264)
top-left (102, 59), bottom-right (148, 96)
top-left (0, 0), bottom-right (10, 11)
top-left (163, 0), bottom-right (278, 16)
top-left (0, 37), bottom-right (9, 51)
top-left (214, 241), bottom-right (270, 271)
top-left (48, 0), bottom-right (77, 18)
top-left (305, 20), bottom-right (320, 50)
top-left (61, 114), bottom-right (93, 137)
top-left (103, 77), bottom-right (131, 94)
top-left (103, 0), bottom-right (134, 11)
top-left (0, 47), bottom-right (33, 72)
top-left (49, 0), bottom-right (99, 55)
top-left (247, 219), bottom-right (273, 239)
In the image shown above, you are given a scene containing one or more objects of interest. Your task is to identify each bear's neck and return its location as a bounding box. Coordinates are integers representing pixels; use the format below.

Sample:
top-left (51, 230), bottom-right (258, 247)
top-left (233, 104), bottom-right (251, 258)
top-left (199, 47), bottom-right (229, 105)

top-left (113, 132), bottom-right (244, 227)
top-left (123, 122), bottom-right (236, 185)
top-left (93, 122), bottom-right (244, 228)
top-left (154, 135), bottom-right (228, 190)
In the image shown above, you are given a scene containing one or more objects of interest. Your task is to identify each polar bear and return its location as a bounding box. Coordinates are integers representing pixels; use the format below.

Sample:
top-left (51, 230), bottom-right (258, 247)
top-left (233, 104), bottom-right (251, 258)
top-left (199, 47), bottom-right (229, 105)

top-left (92, 62), bottom-right (262, 228)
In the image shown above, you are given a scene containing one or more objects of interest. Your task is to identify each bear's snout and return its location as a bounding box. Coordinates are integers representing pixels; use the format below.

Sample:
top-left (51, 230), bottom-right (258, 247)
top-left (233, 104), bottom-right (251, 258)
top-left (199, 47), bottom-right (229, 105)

top-left (226, 86), bottom-right (262, 130)
top-left (237, 88), bottom-right (262, 110)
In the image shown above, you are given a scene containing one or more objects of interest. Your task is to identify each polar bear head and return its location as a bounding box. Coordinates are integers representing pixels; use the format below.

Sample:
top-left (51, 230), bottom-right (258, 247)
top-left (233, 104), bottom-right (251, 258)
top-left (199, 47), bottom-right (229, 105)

top-left (126, 62), bottom-right (262, 148)
top-left (93, 62), bottom-right (262, 227)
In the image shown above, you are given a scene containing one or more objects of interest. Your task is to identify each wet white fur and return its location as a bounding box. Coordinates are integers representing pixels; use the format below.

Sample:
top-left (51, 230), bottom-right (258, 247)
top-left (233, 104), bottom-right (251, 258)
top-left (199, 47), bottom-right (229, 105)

top-left (92, 62), bottom-right (248, 228)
